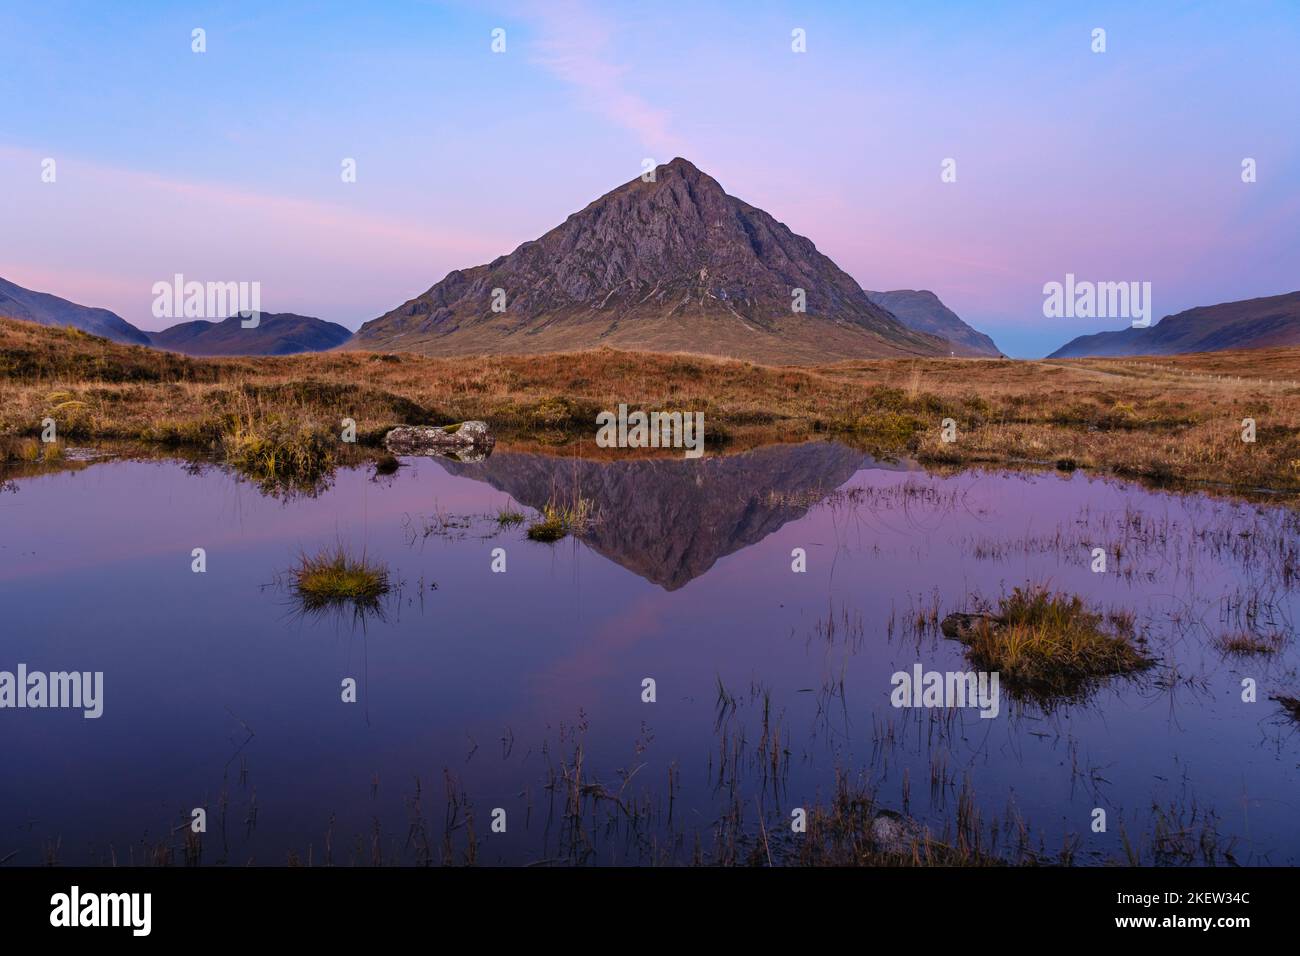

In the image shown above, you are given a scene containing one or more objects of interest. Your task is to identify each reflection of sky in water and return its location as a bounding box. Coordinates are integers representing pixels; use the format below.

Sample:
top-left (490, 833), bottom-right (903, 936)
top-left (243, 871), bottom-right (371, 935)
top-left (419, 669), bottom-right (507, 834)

top-left (0, 445), bottom-right (1297, 865)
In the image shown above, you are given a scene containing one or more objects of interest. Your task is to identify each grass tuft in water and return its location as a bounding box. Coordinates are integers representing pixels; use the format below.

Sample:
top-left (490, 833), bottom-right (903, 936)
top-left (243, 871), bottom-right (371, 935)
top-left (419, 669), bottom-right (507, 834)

top-left (292, 545), bottom-right (390, 609)
top-left (496, 507), bottom-right (525, 527)
top-left (525, 499), bottom-right (594, 543)
top-left (1214, 631), bottom-right (1283, 656)
top-left (958, 586), bottom-right (1154, 700)
top-left (1272, 695), bottom-right (1300, 720)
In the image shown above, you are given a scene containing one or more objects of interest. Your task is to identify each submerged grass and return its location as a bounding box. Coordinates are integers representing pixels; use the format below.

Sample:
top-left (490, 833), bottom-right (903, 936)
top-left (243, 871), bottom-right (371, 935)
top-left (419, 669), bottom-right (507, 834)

top-left (496, 507), bottom-right (525, 527)
top-left (958, 587), bottom-right (1155, 701)
top-left (1214, 631), bottom-right (1284, 656)
top-left (292, 545), bottom-right (390, 610)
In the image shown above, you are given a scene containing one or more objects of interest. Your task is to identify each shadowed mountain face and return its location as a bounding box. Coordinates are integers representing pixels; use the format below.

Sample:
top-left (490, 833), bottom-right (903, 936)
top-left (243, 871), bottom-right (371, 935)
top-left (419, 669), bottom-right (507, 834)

top-left (148, 312), bottom-right (352, 356)
top-left (432, 441), bottom-right (875, 590)
top-left (866, 289), bottom-right (1002, 357)
top-left (1048, 291), bottom-right (1300, 358)
top-left (0, 276), bottom-right (150, 345)
top-left (352, 159), bottom-right (949, 365)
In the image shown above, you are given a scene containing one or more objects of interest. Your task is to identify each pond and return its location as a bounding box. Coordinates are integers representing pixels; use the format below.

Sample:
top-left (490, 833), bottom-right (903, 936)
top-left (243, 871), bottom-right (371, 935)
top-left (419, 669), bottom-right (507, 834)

top-left (1, 441), bottom-right (1297, 865)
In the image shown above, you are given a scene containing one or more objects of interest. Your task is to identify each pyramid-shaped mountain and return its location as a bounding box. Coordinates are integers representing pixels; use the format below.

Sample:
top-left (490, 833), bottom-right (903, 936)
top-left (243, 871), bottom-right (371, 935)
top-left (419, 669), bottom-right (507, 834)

top-left (432, 441), bottom-right (879, 590)
top-left (352, 159), bottom-right (948, 364)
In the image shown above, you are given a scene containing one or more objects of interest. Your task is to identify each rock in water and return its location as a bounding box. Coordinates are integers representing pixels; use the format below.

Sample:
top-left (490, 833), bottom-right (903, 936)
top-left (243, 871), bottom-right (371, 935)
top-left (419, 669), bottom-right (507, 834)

top-left (870, 810), bottom-right (925, 855)
top-left (940, 612), bottom-right (1004, 643)
top-left (385, 421), bottom-right (495, 460)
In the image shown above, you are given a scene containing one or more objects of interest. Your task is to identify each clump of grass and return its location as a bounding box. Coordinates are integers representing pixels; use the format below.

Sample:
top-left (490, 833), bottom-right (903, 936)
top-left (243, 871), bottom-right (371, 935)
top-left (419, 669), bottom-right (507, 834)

top-left (956, 586), bottom-right (1155, 701)
top-left (0, 437), bottom-right (63, 464)
top-left (1214, 632), bottom-right (1283, 656)
top-left (836, 411), bottom-right (924, 449)
top-left (525, 499), bottom-right (594, 543)
top-left (292, 545), bottom-right (389, 610)
top-left (782, 772), bottom-right (1006, 866)
top-left (221, 416), bottom-right (336, 494)
top-left (496, 507), bottom-right (525, 527)
top-left (526, 509), bottom-right (568, 542)
top-left (1270, 694), bottom-right (1300, 720)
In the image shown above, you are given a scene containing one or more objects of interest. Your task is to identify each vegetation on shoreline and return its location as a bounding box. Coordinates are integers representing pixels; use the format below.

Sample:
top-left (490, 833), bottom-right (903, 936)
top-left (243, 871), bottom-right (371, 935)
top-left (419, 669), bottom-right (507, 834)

top-left (4, 317), bottom-right (1300, 496)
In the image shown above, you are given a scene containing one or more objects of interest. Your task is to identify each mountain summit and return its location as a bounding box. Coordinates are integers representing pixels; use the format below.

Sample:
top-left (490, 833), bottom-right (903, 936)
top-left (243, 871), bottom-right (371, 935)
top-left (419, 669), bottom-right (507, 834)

top-left (353, 159), bottom-right (949, 363)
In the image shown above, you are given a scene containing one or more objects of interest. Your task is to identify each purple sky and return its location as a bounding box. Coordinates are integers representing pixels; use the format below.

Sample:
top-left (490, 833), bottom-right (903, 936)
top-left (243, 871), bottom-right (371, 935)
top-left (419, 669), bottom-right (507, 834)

top-left (1, 1), bottom-right (1296, 356)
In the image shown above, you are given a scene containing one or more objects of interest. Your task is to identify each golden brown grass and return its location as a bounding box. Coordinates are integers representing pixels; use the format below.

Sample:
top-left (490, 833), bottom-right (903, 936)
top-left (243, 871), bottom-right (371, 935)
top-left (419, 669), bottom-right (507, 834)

top-left (3, 317), bottom-right (1300, 495)
top-left (1214, 632), bottom-right (1284, 656)
top-left (525, 499), bottom-right (595, 542)
top-left (958, 587), bottom-right (1155, 701)
top-left (292, 545), bottom-right (389, 610)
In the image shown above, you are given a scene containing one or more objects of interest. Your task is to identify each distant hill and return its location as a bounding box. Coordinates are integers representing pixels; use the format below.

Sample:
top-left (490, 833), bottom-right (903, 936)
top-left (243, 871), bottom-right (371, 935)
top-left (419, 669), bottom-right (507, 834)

top-left (1048, 292), bottom-right (1300, 358)
top-left (0, 276), bottom-right (150, 345)
top-left (0, 277), bottom-right (351, 356)
top-left (352, 158), bottom-right (949, 365)
top-left (865, 289), bottom-right (1001, 357)
top-left (149, 313), bottom-right (352, 356)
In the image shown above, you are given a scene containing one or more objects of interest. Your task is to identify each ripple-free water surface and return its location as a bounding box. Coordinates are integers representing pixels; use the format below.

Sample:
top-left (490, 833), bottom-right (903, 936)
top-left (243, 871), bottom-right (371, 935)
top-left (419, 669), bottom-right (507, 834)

top-left (1, 443), bottom-right (1297, 865)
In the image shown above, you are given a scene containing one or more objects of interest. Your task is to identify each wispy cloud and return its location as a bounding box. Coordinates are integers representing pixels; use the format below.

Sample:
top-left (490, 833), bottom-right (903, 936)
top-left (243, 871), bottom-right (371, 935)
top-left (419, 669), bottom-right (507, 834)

top-left (517, 0), bottom-right (686, 156)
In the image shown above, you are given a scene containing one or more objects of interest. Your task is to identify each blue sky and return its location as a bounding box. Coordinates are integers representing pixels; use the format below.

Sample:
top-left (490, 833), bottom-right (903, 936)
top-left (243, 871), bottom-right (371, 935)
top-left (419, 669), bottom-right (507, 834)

top-left (1, 0), bottom-right (1297, 356)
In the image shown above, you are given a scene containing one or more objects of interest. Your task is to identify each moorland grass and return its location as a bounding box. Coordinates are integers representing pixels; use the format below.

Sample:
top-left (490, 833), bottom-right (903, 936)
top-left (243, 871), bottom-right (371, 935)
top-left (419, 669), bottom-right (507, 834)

top-left (4, 316), bottom-right (1300, 495)
top-left (958, 587), bottom-right (1155, 700)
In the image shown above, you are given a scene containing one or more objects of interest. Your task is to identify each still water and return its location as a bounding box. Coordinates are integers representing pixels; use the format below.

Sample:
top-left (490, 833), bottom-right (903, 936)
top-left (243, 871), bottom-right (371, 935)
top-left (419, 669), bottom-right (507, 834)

top-left (1, 442), bottom-right (1297, 865)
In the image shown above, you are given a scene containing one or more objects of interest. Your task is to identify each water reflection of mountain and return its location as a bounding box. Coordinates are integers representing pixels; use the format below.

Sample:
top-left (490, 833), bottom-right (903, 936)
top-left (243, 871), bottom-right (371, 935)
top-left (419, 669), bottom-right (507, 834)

top-left (434, 441), bottom-right (885, 590)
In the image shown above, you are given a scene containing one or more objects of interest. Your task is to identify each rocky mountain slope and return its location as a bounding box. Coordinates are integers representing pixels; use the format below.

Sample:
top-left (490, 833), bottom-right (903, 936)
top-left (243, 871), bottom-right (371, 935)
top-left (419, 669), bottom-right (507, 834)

top-left (352, 159), bottom-right (950, 364)
top-left (866, 289), bottom-right (1001, 357)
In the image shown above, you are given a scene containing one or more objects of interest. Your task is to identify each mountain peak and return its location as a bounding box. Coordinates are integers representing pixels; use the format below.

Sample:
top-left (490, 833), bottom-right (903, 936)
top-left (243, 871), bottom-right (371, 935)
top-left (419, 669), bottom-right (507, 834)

top-left (353, 165), bottom-right (950, 364)
top-left (659, 156), bottom-right (707, 178)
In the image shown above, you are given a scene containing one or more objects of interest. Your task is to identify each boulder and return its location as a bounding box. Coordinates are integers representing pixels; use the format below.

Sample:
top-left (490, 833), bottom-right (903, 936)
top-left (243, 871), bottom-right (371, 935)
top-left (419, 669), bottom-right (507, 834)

top-left (385, 421), bottom-right (495, 459)
top-left (870, 810), bottom-right (925, 855)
